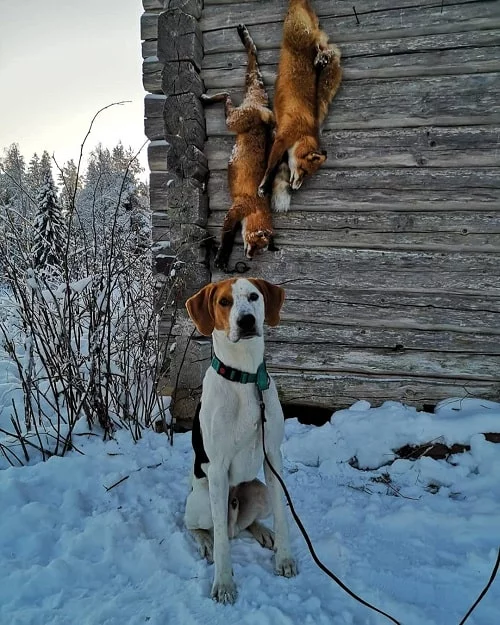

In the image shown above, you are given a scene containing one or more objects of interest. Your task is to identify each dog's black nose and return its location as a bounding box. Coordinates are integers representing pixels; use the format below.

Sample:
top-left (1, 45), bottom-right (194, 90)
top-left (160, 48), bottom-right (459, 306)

top-left (237, 314), bottom-right (256, 331)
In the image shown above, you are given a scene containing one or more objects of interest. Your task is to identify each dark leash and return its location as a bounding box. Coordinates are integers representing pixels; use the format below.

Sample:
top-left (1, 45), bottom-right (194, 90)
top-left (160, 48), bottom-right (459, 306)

top-left (256, 386), bottom-right (402, 625)
top-left (256, 386), bottom-right (500, 625)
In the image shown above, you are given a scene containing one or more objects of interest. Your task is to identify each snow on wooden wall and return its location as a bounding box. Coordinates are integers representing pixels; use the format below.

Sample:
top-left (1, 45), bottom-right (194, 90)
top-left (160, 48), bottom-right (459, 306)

top-left (142, 0), bottom-right (500, 423)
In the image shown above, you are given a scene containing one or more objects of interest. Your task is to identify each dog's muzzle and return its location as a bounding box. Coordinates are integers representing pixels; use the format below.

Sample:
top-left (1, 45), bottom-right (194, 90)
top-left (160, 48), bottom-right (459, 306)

top-left (236, 313), bottom-right (257, 339)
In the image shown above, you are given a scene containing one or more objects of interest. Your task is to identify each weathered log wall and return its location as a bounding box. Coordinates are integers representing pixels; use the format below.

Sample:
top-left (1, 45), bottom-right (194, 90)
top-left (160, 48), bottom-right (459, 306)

top-left (143, 0), bottom-right (500, 422)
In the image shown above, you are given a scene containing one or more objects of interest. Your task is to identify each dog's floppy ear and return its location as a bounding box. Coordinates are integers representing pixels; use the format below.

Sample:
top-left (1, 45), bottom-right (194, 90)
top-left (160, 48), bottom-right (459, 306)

top-left (185, 283), bottom-right (217, 336)
top-left (249, 278), bottom-right (285, 327)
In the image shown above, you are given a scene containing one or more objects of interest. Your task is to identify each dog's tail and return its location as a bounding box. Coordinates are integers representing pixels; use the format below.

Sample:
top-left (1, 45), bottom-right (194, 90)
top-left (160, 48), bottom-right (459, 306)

top-left (271, 161), bottom-right (292, 213)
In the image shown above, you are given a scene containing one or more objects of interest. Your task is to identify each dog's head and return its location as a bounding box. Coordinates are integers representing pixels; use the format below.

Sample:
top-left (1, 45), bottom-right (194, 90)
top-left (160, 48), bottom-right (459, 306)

top-left (185, 277), bottom-right (285, 343)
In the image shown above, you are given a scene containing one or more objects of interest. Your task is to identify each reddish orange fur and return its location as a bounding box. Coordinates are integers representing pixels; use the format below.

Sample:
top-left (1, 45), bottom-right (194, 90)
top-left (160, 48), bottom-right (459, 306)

top-left (259, 0), bottom-right (342, 194)
top-left (185, 278), bottom-right (238, 336)
top-left (204, 25), bottom-right (275, 270)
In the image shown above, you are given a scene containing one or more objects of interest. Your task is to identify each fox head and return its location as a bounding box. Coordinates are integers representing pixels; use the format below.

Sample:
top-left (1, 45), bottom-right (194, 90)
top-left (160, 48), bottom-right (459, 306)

top-left (290, 137), bottom-right (327, 190)
top-left (242, 213), bottom-right (273, 258)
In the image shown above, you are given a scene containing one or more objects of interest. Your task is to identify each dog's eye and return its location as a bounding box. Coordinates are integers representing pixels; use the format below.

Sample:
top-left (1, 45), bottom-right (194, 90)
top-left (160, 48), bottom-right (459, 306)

top-left (219, 297), bottom-right (231, 307)
top-left (248, 292), bottom-right (259, 302)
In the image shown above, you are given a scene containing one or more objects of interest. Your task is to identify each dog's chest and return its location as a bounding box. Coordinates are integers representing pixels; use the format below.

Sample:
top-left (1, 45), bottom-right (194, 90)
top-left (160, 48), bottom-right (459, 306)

top-left (200, 372), bottom-right (267, 485)
top-left (228, 409), bottom-right (263, 485)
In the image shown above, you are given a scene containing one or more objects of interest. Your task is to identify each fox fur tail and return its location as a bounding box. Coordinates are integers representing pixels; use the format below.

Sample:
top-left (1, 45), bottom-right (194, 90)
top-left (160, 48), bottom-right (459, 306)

top-left (271, 161), bottom-right (292, 213)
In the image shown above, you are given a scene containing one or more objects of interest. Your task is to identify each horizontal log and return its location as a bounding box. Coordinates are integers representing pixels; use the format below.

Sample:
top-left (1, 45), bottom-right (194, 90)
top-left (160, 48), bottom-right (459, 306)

top-left (207, 212), bottom-right (500, 251)
top-left (174, 314), bottom-right (500, 356)
top-left (145, 94), bottom-right (166, 118)
top-left (207, 244), bottom-right (500, 270)
top-left (145, 116), bottom-right (164, 141)
top-left (172, 287), bottom-right (500, 336)
top-left (202, 47), bottom-right (500, 88)
top-left (281, 290), bottom-right (500, 332)
top-left (202, 29), bottom-right (500, 72)
top-left (142, 58), bottom-right (163, 94)
top-left (202, 6), bottom-right (500, 54)
top-left (142, 40), bottom-right (157, 58)
top-left (203, 0), bottom-right (267, 4)
top-left (208, 168), bottom-right (500, 199)
top-left (268, 371), bottom-right (500, 410)
top-left (208, 207), bottom-right (500, 233)
top-left (141, 12), bottom-right (160, 40)
top-left (205, 73), bottom-right (500, 133)
top-left (204, 126), bottom-right (500, 171)
top-left (209, 250), bottom-right (500, 291)
top-left (263, 342), bottom-right (500, 379)
top-left (143, 0), bottom-right (164, 9)
top-left (202, 0), bottom-right (480, 31)
top-left (208, 186), bottom-right (500, 213)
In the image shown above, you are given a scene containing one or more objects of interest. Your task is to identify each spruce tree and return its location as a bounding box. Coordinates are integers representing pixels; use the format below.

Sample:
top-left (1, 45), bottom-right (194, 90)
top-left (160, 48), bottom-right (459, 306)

top-left (58, 159), bottom-right (80, 213)
top-left (32, 170), bottom-right (67, 274)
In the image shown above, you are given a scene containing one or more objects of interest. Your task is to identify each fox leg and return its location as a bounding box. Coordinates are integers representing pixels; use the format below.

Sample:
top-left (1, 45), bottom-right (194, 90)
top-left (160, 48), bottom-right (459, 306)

top-left (258, 136), bottom-right (289, 197)
top-left (200, 92), bottom-right (238, 126)
top-left (200, 92), bottom-right (231, 107)
top-left (215, 204), bottom-right (243, 271)
top-left (316, 45), bottom-right (342, 126)
top-left (237, 24), bottom-right (269, 109)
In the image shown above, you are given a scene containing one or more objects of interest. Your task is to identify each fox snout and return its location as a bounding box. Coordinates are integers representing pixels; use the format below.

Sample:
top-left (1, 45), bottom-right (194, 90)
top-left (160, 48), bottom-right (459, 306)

top-left (244, 229), bottom-right (273, 258)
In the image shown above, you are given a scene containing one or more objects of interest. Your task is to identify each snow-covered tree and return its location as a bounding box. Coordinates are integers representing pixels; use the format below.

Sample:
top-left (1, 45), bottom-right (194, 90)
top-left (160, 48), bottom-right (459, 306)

top-left (32, 170), bottom-right (67, 274)
top-left (72, 143), bottom-right (149, 264)
top-left (58, 158), bottom-right (80, 213)
top-left (0, 143), bottom-right (31, 215)
top-left (0, 144), bottom-right (37, 276)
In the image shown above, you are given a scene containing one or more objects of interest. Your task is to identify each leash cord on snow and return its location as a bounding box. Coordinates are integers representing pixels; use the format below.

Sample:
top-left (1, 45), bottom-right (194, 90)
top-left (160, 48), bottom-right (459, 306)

top-left (257, 390), bottom-right (500, 625)
top-left (257, 390), bottom-right (402, 625)
top-left (458, 546), bottom-right (500, 625)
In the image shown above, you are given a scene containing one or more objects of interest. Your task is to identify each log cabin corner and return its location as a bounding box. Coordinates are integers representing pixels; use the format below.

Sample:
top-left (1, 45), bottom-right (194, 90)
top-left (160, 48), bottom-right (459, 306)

top-left (141, 0), bottom-right (500, 426)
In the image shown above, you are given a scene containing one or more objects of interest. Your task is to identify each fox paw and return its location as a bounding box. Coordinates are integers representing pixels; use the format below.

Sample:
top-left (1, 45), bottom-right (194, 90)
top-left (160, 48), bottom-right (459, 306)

top-left (214, 254), bottom-right (230, 272)
top-left (314, 47), bottom-right (336, 69)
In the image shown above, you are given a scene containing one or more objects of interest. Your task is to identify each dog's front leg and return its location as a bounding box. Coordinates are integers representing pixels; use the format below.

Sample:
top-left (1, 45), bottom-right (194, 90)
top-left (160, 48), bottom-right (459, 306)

top-left (208, 464), bottom-right (237, 604)
top-left (264, 450), bottom-right (298, 578)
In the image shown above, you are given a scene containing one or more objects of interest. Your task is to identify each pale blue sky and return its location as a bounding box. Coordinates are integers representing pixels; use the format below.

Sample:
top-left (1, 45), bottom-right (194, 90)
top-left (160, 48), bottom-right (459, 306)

top-left (0, 0), bottom-right (148, 174)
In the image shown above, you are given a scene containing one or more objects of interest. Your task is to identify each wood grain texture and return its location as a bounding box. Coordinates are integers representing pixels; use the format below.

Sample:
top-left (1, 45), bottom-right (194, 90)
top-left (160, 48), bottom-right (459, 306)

top-left (150, 0), bottom-right (500, 415)
top-left (205, 73), bottom-right (500, 133)
top-left (207, 211), bottom-right (500, 251)
top-left (204, 126), bottom-right (500, 170)
top-left (269, 372), bottom-right (499, 409)
top-left (202, 5), bottom-right (500, 53)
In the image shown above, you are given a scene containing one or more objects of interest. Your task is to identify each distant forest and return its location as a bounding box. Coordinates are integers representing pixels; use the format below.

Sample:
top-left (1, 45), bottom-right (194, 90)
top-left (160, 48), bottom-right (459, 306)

top-left (0, 142), bottom-right (150, 279)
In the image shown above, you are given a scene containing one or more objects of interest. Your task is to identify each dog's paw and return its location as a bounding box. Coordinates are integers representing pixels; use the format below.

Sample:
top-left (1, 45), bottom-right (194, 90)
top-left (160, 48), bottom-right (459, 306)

top-left (191, 529), bottom-right (214, 563)
top-left (249, 521), bottom-right (275, 550)
top-left (257, 182), bottom-right (267, 198)
top-left (211, 578), bottom-right (238, 604)
top-left (275, 555), bottom-right (298, 578)
top-left (199, 541), bottom-right (214, 563)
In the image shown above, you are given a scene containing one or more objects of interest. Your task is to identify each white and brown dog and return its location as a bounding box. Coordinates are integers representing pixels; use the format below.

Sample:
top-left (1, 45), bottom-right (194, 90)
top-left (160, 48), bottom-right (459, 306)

top-left (184, 277), bottom-right (297, 604)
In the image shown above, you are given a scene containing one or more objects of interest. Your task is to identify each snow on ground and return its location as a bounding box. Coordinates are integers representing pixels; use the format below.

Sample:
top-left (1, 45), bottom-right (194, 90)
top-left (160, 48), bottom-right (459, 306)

top-left (1, 395), bottom-right (499, 625)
